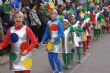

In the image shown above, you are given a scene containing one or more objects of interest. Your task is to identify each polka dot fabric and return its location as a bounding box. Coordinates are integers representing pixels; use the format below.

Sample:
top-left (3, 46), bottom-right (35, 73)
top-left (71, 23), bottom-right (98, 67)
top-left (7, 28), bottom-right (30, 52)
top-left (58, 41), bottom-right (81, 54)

top-left (20, 42), bottom-right (29, 53)
top-left (11, 33), bottom-right (19, 43)
top-left (50, 24), bottom-right (58, 31)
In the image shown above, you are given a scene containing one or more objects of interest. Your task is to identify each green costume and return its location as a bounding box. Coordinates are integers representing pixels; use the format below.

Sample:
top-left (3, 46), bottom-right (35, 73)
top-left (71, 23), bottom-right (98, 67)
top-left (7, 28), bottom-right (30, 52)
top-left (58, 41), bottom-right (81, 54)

top-left (94, 10), bottom-right (104, 39)
top-left (70, 21), bottom-right (83, 63)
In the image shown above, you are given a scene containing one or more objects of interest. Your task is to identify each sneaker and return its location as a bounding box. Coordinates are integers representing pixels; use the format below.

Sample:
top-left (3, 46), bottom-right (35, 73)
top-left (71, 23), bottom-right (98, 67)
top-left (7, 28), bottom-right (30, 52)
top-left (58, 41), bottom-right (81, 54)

top-left (77, 60), bottom-right (81, 64)
top-left (59, 71), bottom-right (63, 73)
top-left (66, 65), bottom-right (72, 70)
top-left (83, 52), bottom-right (86, 55)
top-left (63, 64), bottom-right (66, 69)
top-left (51, 71), bottom-right (57, 73)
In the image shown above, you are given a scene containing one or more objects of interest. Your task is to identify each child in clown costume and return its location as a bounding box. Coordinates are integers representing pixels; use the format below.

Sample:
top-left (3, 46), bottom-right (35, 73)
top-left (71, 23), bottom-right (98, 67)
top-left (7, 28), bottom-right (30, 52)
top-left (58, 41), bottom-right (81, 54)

top-left (88, 1), bottom-right (96, 28)
top-left (94, 6), bottom-right (104, 39)
top-left (69, 15), bottom-right (83, 63)
top-left (0, 11), bottom-right (37, 73)
top-left (62, 19), bottom-right (74, 70)
top-left (100, 10), bottom-right (106, 33)
top-left (107, 6), bottom-right (110, 32)
top-left (80, 6), bottom-right (90, 55)
top-left (93, 6), bottom-right (100, 39)
top-left (104, 5), bottom-right (110, 32)
top-left (98, 8), bottom-right (105, 35)
top-left (41, 10), bottom-right (64, 73)
top-left (89, 8), bottom-right (96, 29)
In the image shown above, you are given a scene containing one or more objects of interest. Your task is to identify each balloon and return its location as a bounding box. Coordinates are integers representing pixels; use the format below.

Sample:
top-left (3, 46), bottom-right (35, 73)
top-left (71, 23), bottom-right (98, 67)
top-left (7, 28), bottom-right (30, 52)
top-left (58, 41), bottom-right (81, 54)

top-left (9, 1), bottom-right (20, 8)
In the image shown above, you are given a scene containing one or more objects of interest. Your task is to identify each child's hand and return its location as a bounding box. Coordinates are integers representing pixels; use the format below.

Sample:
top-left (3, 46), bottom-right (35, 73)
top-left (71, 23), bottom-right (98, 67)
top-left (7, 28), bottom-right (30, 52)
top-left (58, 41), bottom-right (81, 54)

top-left (38, 42), bottom-right (43, 48)
top-left (73, 44), bottom-right (76, 48)
top-left (50, 39), bottom-right (54, 44)
top-left (21, 50), bottom-right (28, 56)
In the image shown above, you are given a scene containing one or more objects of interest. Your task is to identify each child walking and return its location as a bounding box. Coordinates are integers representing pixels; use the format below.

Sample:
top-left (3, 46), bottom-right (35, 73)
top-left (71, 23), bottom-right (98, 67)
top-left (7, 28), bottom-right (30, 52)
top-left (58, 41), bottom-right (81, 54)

top-left (0, 11), bottom-right (37, 73)
top-left (41, 9), bottom-right (64, 73)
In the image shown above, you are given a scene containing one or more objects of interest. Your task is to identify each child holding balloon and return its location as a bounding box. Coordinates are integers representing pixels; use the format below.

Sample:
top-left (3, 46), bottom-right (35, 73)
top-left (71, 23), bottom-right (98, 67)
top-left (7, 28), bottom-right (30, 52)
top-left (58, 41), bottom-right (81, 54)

top-left (0, 11), bottom-right (37, 73)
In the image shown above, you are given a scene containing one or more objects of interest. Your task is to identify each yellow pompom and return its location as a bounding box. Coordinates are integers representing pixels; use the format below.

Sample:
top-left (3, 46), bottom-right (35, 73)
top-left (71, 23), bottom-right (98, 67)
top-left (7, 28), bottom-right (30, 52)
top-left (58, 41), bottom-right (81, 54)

top-left (84, 33), bottom-right (87, 41)
top-left (46, 42), bottom-right (53, 51)
top-left (9, 11), bottom-right (12, 14)
top-left (98, 24), bottom-right (101, 29)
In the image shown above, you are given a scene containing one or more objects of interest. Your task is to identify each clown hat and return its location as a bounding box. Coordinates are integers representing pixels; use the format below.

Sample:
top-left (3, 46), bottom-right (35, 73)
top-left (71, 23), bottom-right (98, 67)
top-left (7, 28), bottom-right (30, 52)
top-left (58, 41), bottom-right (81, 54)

top-left (82, 6), bottom-right (87, 11)
top-left (58, 15), bottom-right (64, 22)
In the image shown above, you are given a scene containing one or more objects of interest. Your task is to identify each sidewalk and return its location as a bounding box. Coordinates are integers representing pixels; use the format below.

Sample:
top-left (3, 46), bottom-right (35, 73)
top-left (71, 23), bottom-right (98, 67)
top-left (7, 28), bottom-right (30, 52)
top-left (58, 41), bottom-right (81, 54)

top-left (0, 55), bottom-right (9, 66)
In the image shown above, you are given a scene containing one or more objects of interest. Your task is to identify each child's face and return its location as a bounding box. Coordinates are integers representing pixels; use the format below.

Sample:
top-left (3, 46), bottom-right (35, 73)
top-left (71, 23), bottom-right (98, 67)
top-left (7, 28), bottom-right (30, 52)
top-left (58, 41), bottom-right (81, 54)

top-left (40, 3), bottom-right (44, 9)
top-left (14, 12), bottom-right (24, 26)
top-left (70, 16), bottom-right (76, 24)
top-left (95, 7), bottom-right (99, 11)
top-left (50, 11), bottom-right (57, 19)
top-left (33, 5), bottom-right (36, 10)
top-left (63, 21), bottom-right (69, 30)
top-left (67, 13), bottom-right (72, 18)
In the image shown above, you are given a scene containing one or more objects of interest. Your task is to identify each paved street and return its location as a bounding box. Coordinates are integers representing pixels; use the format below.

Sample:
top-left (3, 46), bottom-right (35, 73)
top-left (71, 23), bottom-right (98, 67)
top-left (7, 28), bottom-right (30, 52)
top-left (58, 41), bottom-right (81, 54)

top-left (0, 33), bottom-right (110, 73)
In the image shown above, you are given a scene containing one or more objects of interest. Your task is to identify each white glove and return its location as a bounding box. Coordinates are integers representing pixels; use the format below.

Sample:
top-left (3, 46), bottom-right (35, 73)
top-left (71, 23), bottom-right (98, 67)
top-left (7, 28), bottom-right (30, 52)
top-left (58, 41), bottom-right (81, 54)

top-left (82, 18), bottom-right (90, 28)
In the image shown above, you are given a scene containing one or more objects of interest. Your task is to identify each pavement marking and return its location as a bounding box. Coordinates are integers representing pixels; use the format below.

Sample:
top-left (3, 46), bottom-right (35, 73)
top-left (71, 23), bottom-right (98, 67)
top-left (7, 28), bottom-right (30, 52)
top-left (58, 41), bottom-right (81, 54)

top-left (70, 53), bottom-right (91, 73)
